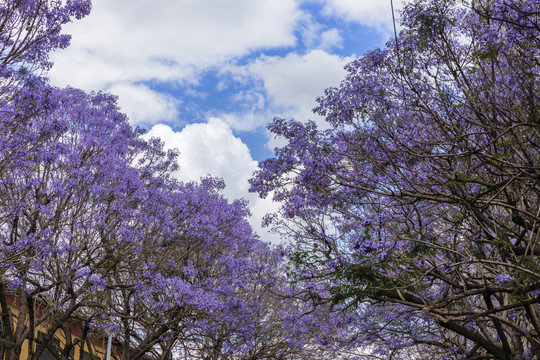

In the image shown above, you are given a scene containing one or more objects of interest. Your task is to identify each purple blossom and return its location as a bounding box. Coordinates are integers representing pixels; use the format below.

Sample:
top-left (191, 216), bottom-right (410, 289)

top-left (494, 273), bottom-right (513, 285)
top-left (250, 0), bottom-right (540, 357)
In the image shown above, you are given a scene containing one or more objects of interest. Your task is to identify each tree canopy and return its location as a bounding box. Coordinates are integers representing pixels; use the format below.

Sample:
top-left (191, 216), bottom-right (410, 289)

top-left (250, 0), bottom-right (540, 359)
top-left (0, 1), bottom-right (348, 359)
top-left (5, 0), bottom-right (540, 359)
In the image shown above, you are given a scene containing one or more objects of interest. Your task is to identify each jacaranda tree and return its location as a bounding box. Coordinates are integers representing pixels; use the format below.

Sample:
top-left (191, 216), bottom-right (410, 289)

top-left (250, 0), bottom-right (540, 358)
top-left (0, 1), bottom-right (354, 360)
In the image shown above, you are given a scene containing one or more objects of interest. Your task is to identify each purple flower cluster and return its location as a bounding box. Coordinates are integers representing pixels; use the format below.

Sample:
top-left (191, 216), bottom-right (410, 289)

top-left (0, 2), bottom-right (356, 359)
top-left (251, 0), bottom-right (540, 357)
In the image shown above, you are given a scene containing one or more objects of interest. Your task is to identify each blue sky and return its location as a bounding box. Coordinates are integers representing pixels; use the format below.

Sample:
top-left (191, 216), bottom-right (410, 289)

top-left (48, 0), bottom-right (404, 242)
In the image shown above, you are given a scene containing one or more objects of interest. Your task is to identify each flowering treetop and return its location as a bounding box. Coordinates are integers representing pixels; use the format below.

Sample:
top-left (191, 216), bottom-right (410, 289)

top-left (251, 0), bottom-right (540, 358)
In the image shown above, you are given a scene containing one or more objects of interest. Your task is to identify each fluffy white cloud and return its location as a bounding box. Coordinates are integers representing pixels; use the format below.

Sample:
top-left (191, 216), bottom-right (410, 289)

top-left (318, 29), bottom-right (343, 51)
top-left (107, 83), bottom-right (179, 125)
top-left (217, 111), bottom-right (266, 133)
top-left (246, 50), bottom-right (352, 111)
top-left (49, 0), bottom-right (302, 90)
top-left (297, 13), bottom-right (343, 51)
top-left (315, 0), bottom-right (404, 34)
top-left (221, 50), bottom-right (354, 135)
top-left (48, 0), bottom-right (304, 127)
top-left (146, 119), bottom-right (255, 192)
top-left (144, 119), bottom-right (281, 242)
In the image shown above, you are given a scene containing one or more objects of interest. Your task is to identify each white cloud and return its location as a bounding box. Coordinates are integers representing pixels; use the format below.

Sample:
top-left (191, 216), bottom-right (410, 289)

top-left (218, 112), bottom-right (266, 133)
top-left (49, 0), bottom-right (302, 91)
top-left (318, 29), bottom-right (343, 50)
top-left (210, 49), bottom-right (355, 155)
top-left (221, 50), bottom-right (353, 134)
top-left (107, 83), bottom-right (179, 125)
top-left (48, 0), bottom-right (303, 128)
top-left (144, 119), bottom-right (281, 243)
top-left (297, 13), bottom-right (324, 49)
top-left (231, 90), bottom-right (266, 112)
top-left (315, 0), bottom-right (404, 34)
top-left (146, 119), bottom-right (255, 192)
top-left (297, 13), bottom-right (342, 51)
top-left (247, 50), bottom-right (351, 111)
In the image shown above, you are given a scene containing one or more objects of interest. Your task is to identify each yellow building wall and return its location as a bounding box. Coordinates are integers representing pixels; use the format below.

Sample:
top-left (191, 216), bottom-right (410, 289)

top-left (4, 301), bottom-right (111, 360)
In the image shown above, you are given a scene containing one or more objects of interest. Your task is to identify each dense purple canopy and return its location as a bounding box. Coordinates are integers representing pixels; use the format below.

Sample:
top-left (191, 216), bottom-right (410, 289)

top-left (0, 1), bottom-right (351, 359)
top-left (251, 0), bottom-right (540, 358)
